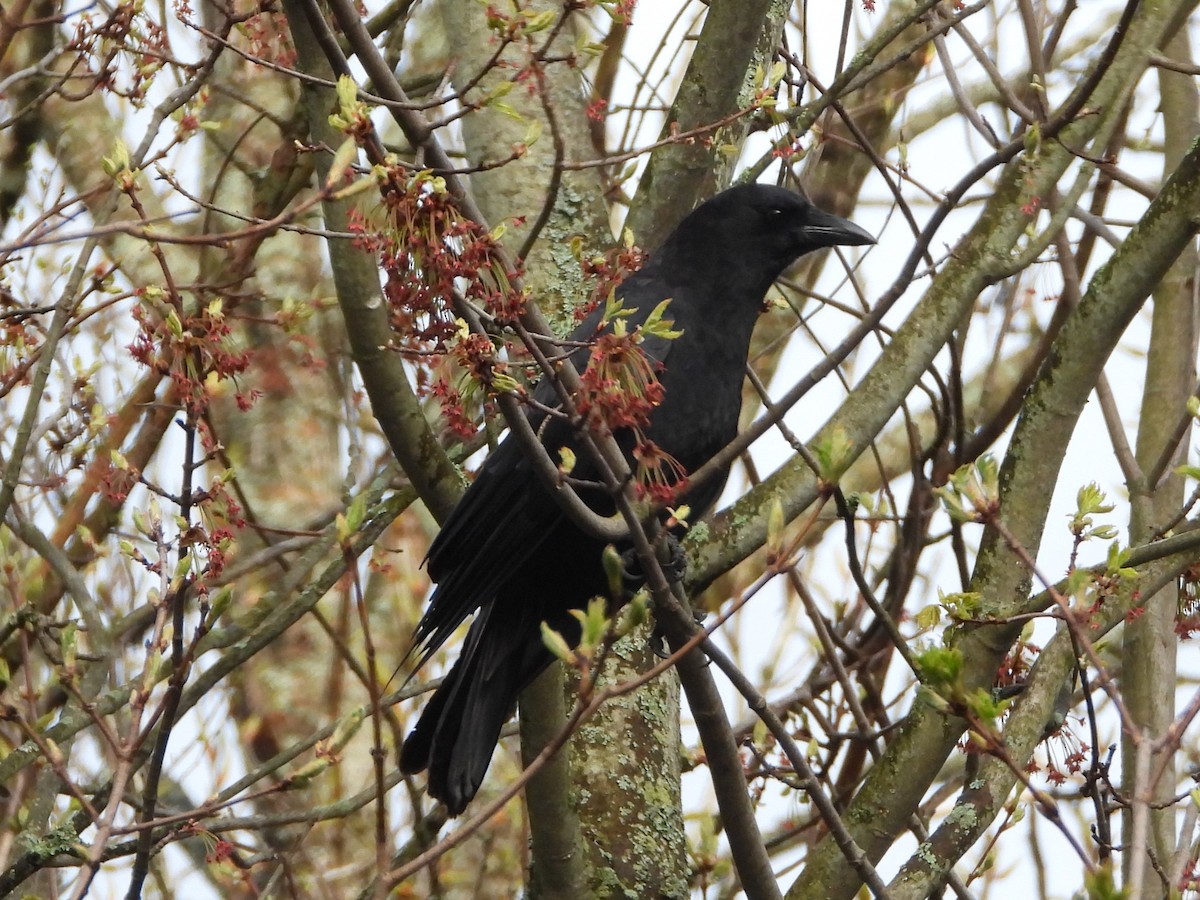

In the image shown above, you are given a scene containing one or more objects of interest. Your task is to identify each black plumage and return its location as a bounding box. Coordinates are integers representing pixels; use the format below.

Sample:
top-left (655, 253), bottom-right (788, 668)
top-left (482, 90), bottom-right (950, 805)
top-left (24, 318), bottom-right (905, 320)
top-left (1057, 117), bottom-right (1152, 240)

top-left (400, 183), bottom-right (874, 814)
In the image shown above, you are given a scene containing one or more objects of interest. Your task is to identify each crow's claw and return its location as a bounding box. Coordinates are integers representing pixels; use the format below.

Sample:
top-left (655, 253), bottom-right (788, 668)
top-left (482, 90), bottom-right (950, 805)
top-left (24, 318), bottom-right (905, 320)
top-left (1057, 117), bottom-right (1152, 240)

top-left (619, 546), bottom-right (643, 586)
top-left (662, 534), bottom-right (687, 583)
top-left (649, 628), bottom-right (670, 659)
top-left (619, 534), bottom-right (688, 587)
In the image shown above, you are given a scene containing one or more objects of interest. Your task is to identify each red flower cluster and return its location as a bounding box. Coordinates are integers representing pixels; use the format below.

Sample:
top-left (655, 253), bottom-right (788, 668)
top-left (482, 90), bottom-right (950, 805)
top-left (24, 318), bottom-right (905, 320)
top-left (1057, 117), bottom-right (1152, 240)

top-left (576, 330), bottom-right (665, 431)
top-left (128, 297), bottom-right (251, 418)
top-left (607, 0), bottom-right (638, 24)
top-left (351, 170), bottom-right (527, 354)
top-left (348, 170), bottom-right (532, 439)
top-left (429, 376), bottom-right (478, 441)
top-left (68, 0), bottom-right (168, 105)
top-left (240, 11), bottom-right (298, 69)
top-left (632, 438), bottom-right (688, 504)
top-left (586, 97), bottom-right (608, 122)
top-left (575, 325), bottom-right (687, 502)
top-left (576, 242), bottom-right (647, 323)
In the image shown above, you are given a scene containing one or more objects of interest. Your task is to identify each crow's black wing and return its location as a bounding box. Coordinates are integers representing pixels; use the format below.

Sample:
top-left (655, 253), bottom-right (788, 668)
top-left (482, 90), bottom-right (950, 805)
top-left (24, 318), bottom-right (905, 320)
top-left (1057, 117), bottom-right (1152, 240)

top-left (409, 434), bottom-right (564, 669)
top-left (409, 273), bottom-right (681, 670)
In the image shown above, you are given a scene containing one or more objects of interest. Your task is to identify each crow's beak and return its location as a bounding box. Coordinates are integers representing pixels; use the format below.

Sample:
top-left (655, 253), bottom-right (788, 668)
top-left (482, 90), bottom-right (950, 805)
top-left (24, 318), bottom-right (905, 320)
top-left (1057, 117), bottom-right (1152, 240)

top-left (801, 207), bottom-right (875, 248)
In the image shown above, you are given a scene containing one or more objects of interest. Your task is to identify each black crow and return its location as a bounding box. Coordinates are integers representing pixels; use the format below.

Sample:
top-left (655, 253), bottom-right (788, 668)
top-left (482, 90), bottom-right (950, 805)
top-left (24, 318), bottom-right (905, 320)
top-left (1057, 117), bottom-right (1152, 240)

top-left (400, 183), bottom-right (874, 814)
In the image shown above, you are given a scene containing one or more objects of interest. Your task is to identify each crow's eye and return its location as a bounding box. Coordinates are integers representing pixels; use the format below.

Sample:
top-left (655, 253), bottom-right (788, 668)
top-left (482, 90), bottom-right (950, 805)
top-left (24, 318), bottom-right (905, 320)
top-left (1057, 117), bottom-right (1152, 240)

top-left (763, 206), bottom-right (786, 219)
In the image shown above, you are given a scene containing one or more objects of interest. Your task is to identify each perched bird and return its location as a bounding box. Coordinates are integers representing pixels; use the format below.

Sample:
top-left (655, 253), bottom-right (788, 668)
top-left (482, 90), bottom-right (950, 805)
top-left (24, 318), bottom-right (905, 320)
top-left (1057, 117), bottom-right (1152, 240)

top-left (400, 183), bottom-right (874, 814)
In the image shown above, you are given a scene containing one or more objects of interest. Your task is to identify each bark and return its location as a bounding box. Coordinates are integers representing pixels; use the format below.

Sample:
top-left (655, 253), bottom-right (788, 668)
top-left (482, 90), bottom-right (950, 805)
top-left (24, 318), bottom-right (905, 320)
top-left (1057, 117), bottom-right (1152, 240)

top-left (1121, 25), bottom-right (1199, 897)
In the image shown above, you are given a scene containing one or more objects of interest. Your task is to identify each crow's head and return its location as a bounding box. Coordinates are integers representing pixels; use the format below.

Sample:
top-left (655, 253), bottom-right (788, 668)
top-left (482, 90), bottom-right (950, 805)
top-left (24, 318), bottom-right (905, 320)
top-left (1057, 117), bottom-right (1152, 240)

top-left (653, 183), bottom-right (874, 296)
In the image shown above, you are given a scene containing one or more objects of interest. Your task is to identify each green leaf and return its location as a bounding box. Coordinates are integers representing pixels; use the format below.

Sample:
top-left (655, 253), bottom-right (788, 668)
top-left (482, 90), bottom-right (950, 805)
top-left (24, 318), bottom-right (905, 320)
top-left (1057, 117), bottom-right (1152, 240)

top-left (206, 586), bottom-right (233, 624)
top-left (523, 117), bottom-right (543, 148)
top-left (1023, 121), bottom-right (1042, 155)
top-left (811, 426), bottom-right (855, 482)
top-left (935, 456), bottom-right (999, 522)
top-left (1105, 542), bottom-right (1137, 579)
top-left (766, 495), bottom-right (785, 560)
top-left (60, 623), bottom-right (78, 672)
top-left (966, 686), bottom-right (1008, 723)
top-left (602, 543), bottom-right (624, 599)
top-left (1175, 464), bottom-right (1200, 482)
top-left (325, 138), bottom-right (359, 188)
top-left (335, 74), bottom-right (359, 115)
top-left (540, 622), bottom-right (577, 664)
top-left (602, 288), bottom-right (633, 325)
top-left (914, 605), bottom-right (942, 629)
top-left (102, 139), bottom-right (132, 178)
top-left (344, 491), bottom-right (367, 535)
top-left (640, 298), bottom-right (683, 341)
top-left (1076, 482), bottom-right (1114, 516)
top-left (614, 592), bottom-right (648, 638)
top-left (937, 590), bottom-right (981, 620)
top-left (485, 80), bottom-right (514, 104)
top-left (490, 100), bottom-right (521, 121)
top-left (521, 9), bottom-right (556, 32)
top-left (915, 645), bottom-right (964, 692)
top-left (327, 708), bottom-right (365, 753)
top-left (765, 60), bottom-right (787, 88)
top-left (1082, 863), bottom-right (1125, 900)
top-left (569, 596), bottom-right (610, 653)
top-left (490, 371), bottom-right (520, 394)
top-left (667, 504), bottom-right (690, 528)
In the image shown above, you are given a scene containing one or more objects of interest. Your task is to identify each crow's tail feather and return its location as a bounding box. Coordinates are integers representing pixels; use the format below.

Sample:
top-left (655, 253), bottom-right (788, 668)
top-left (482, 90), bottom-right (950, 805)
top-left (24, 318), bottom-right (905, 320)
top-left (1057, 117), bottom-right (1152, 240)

top-left (400, 610), bottom-right (553, 816)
